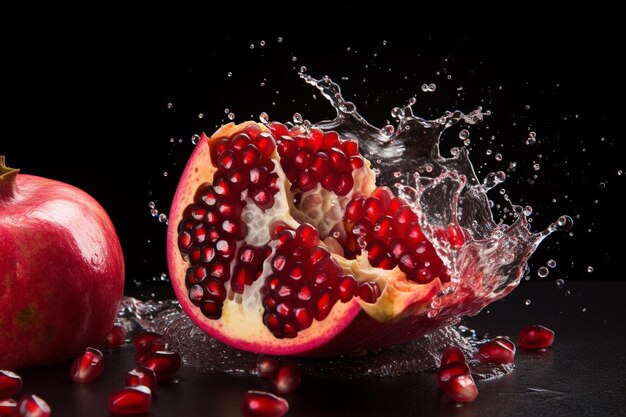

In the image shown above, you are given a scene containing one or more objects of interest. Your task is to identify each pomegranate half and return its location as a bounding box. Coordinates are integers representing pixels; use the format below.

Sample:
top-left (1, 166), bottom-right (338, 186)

top-left (167, 122), bottom-right (470, 356)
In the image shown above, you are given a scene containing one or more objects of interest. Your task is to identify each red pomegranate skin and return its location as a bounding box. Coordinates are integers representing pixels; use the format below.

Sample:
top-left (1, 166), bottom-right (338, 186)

top-left (0, 158), bottom-right (125, 369)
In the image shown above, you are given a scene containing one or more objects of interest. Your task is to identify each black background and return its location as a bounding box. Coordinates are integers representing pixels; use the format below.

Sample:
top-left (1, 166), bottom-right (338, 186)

top-left (3, 5), bottom-right (624, 297)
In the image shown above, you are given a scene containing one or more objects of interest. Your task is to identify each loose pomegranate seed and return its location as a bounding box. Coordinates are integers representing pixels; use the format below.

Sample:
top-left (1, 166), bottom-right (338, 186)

top-left (436, 361), bottom-right (471, 389)
top-left (440, 347), bottom-right (466, 366)
top-left (71, 347), bottom-right (104, 383)
top-left (270, 364), bottom-right (301, 394)
top-left (16, 395), bottom-right (51, 417)
top-left (257, 357), bottom-right (280, 377)
top-left (108, 386), bottom-right (152, 415)
top-left (134, 331), bottom-right (163, 354)
top-left (445, 374), bottom-right (478, 403)
top-left (477, 339), bottom-right (515, 364)
top-left (517, 325), bottom-right (555, 349)
top-left (241, 391), bottom-right (289, 417)
top-left (0, 370), bottom-right (22, 398)
top-left (140, 350), bottom-right (181, 381)
top-left (126, 366), bottom-right (157, 392)
top-left (0, 399), bottom-right (16, 417)
top-left (102, 325), bottom-right (125, 348)
top-left (135, 339), bottom-right (167, 364)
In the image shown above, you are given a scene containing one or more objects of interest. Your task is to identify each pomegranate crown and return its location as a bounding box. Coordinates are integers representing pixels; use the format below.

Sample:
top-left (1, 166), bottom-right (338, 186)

top-left (0, 155), bottom-right (19, 200)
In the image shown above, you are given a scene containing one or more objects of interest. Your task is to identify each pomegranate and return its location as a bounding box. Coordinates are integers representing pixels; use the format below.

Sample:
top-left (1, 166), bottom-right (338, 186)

top-left (436, 362), bottom-right (470, 390)
top-left (108, 386), bottom-right (151, 414)
top-left (70, 348), bottom-right (104, 383)
top-left (241, 391), bottom-right (288, 417)
top-left (16, 395), bottom-right (51, 417)
top-left (270, 364), bottom-right (301, 394)
top-left (257, 357), bottom-right (280, 377)
top-left (167, 122), bottom-right (477, 356)
top-left (139, 350), bottom-right (181, 381)
top-left (477, 338), bottom-right (515, 364)
top-left (0, 399), bottom-right (17, 417)
top-left (103, 325), bottom-right (126, 348)
top-left (518, 325), bottom-right (555, 349)
top-left (0, 370), bottom-right (22, 398)
top-left (440, 347), bottom-right (466, 366)
top-left (126, 367), bottom-right (158, 392)
top-left (0, 156), bottom-right (124, 369)
top-left (445, 374), bottom-right (478, 403)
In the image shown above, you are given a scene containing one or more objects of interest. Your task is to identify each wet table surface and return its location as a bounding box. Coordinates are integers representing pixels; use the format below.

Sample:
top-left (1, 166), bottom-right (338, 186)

top-left (16, 281), bottom-right (626, 417)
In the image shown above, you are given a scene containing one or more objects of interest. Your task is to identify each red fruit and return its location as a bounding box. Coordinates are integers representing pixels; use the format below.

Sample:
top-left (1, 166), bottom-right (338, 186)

top-left (126, 366), bottom-right (158, 392)
top-left (108, 386), bottom-right (152, 415)
top-left (0, 370), bottom-right (22, 398)
top-left (477, 339), bottom-right (515, 364)
top-left (241, 391), bottom-right (289, 417)
top-left (140, 350), bottom-right (181, 381)
top-left (436, 361), bottom-right (471, 390)
top-left (270, 364), bottom-right (301, 394)
top-left (440, 347), bottom-right (466, 366)
top-left (166, 122), bottom-right (491, 356)
top-left (517, 325), bottom-right (555, 349)
top-left (445, 374), bottom-right (478, 402)
top-left (71, 347), bottom-right (104, 383)
top-left (0, 157), bottom-right (124, 369)
top-left (103, 325), bottom-right (125, 348)
top-left (134, 331), bottom-right (164, 353)
top-left (257, 357), bottom-right (280, 377)
top-left (16, 395), bottom-right (51, 417)
top-left (135, 338), bottom-right (166, 364)
top-left (0, 399), bottom-right (16, 417)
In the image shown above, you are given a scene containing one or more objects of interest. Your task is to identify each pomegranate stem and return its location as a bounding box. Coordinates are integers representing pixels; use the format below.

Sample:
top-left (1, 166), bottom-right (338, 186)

top-left (0, 156), bottom-right (19, 201)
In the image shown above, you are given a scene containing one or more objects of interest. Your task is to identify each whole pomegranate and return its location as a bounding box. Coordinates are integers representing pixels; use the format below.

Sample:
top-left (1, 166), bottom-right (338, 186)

top-left (167, 122), bottom-right (485, 356)
top-left (0, 156), bottom-right (125, 369)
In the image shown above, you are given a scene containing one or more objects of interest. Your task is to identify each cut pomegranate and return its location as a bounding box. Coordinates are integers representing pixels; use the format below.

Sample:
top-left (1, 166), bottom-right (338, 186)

top-left (140, 350), bottom-right (181, 381)
top-left (71, 348), bottom-right (104, 383)
top-left (16, 395), bottom-right (51, 417)
top-left (477, 339), bottom-right (515, 364)
top-left (0, 399), bottom-right (16, 417)
top-left (270, 364), bottom-right (301, 394)
top-left (126, 366), bottom-right (158, 392)
top-left (436, 361), bottom-right (471, 390)
top-left (108, 386), bottom-right (151, 415)
top-left (440, 347), bottom-right (466, 366)
top-left (445, 374), bottom-right (478, 403)
top-left (103, 325), bottom-right (125, 348)
top-left (167, 122), bottom-right (471, 356)
top-left (257, 357), bottom-right (280, 377)
top-left (0, 370), bottom-right (22, 399)
top-left (517, 325), bottom-right (555, 349)
top-left (241, 391), bottom-right (289, 417)
top-left (134, 331), bottom-right (164, 354)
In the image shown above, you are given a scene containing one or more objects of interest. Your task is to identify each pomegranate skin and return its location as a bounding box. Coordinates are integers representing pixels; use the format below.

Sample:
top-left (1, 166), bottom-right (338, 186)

top-left (0, 158), bottom-right (125, 369)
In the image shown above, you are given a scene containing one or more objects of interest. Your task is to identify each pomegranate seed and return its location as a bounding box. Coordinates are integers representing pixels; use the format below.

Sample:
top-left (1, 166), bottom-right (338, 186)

top-left (440, 347), bottom-right (466, 366)
top-left (231, 133), bottom-right (251, 151)
top-left (349, 155), bottom-right (364, 169)
top-left (269, 122), bottom-right (289, 137)
top-left (494, 336), bottom-right (516, 353)
top-left (255, 133), bottom-right (276, 158)
top-left (241, 144), bottom-right (262, 166)
top-left (447, 224), bottom-right (465, 248)
top-left (71, 347), bottom-right (104, 383)
top-left (296, 223), bottom-right (320, 247)
top-left (357, 282), bottom-right (381, 304)
top-left (293, 148), bottom-right (314, 169)
top-left (334, 172), bottom-right (354, 195)
top-left (362, 197), bottom-right (385, 224)
top-left (135, 338), bottom-right (167, 365)
top-left (140, 350), bottom-right (181, 381)
top-left (251, 188), bottom-right (275, 209)
top-left (134, 331), bottom-right (163, 354)
top-left (373, 215), bottom-right (395, 240)
top-left (338, 275), bottom-right (358, 302)
top-left (341, 139), bottom-right (359, 156)
top-left (16, 395), bottom-right (51, 417)
top-left (445, 374), bottom-right (478, 402)
top-left (108, 386), bottom-right (152, 414)
top-left (321, 174), bottom-right (337, 191)
top-left (277, 136), bottom-right (297, 158)
top-left (241, 391), bottom-right (288, 417)
top-left (436, 361), bottom-right (471, 389)
top-left (344, 197), bottom-right (365, 223)
top-left (126, 366), bottom-right (157, 392)
top-left (310, 152), bottom-right (331, 178)
top-left (293, 308), bottom-right (313, 330)
top-left (217, 149), bottom-right (235, 170)
top-left (477, 339), bottom-right (515, 364)
top-left (201, 300), bottom-right (222, 319)
top-left (371, 186), bottom-right (394, 208)
top-left (0, 399), bottom-right (16, 417)
top-left (309, 128), bottom-right (324, 150)
top-left (323, 131), bottom-right (340, 147)
top-left (518, 325), bottom-right (555, 349)
top-left (242, 123), bottom-right (262, 139)
top-left (271, 364), bottom-right (301, 394)
top-left (257, 357), bottom-right (280, 377)
top-left (405, 223), bottom-right (424, 244)
top-left (0, 370), bottom-right (22, 398)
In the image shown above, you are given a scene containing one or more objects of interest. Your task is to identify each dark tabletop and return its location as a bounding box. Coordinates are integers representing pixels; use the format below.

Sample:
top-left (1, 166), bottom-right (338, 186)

top-left (16, 281), bottom-right (626, 417)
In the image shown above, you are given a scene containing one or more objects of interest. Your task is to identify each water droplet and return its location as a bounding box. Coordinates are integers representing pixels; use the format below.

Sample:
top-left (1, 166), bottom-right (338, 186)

top-left (160, 273), bottom-right (168, 281)
top-left (227, 72), bottom-right (232, 77)
top-left (618, 170), bottom-right (623, 176)
top-left (166, 102), bottom-right (173, 109)
top-left (150, 208), bottom-right (158, 217)
top-left (163, 171), bottom-right (168, 177)
top-left (486, 149), bottom-right (492, 156)
top-left (547, 259), bottom-right (557, 268)
top-left (525, 299), bottom-right (531, 305)
top-left (533, 163), bottom-right (540, 171)
top-left (158, 213), bottom-right (168, 223)
top-left (148, 201), bottom-right (155, 209)
top-left (259, 112), bottom-right (269, 124)
top-left (565, 290), bottom-right (571, 296)
top-left (380, 124), bottom-right (395, 137)
top-left (408, 97), bottom-right (416, 106)
top-left (259, 40), bottom-right (266, 46)
top-left (191, 134), bottom-right (200, 145)
top-left (429, 83), bottom-right (437, 91)
top-left (382, 40), bottom-right (387, 46)
top-left (390, 107), bottom-right (404, 119)
top-left (228, 112), bottom-right (235, 121)
top-left (293, 112), bottom-right (303, 124)
top-left (555, 215), bottom-right (574, 231)
top-left (277, 36), bottom-right (283, 43)
top-left (224, 108), bottom-right (229, 114)
top-left (292, 56), bottom-right (297, 62)
top-left (421, 83), bottom-right (429, 92)
top-left (300, 66), bottom-right (307, 73)
top-left (599, 182), bottom-right (606, 189)
top-left (459, 129), bottom-right (470, 140)
top-left (463, 138), bottom-right (471, 146)
top-left (586, 265), bottom-right (594, 273)
top-left (249, 44), bottom-right (254, 49)
top-left (393, 171), bottom-right (402, 178)
top-left (495, 153), bottom-right (503, 161)
top-left (523, 205), bottom-right (533, 216)
top-left (197, 113), bottom-right (204, 119)
top-left (538, 267), bottom-right (549, 278)
top-left (556, 278), bottom-right (565, 288)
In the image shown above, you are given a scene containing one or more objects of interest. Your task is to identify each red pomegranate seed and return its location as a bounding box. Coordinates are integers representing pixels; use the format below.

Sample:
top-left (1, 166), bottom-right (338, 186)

top-left (134, 331), bottom-right (163, 353)
top-left (518, 325), bottom-right (555, 349)
top-left (0, 399), bottom-right (16, 417)
top-left (293, 148), bottom-right (314, 169)
top-left (310, 152), bottom-right (331, 178)
top-left (362, 197), bottom-right (385, 224)
top-left (271, 364), bottom-right (301, 394)
top-left (257, 357), bottom-right (280, 377)
top-left (341, 139), bottom-right (359, 156)
top-left (445, 374), bottom-right (478, 403)
top-left (16, 395), bottom-right (51, 417)
top-left (126, 366), bottom-right (157, 392)
top-left (103, 325), bottom-right (125, 348)
top-left (338, 275), bottom-right (358, 302)
top-left (241, 391), bottom-right (288, 417)
top-left (231, 133), bottom-right (251, 151)
top-left (255, 133), bottom-right (276, 158)
top-left (349, 155), bottom-right (364, 169)
top-left (477, 339), bottom-right (515, 364)
top-left (71, 347), bottom-right (104, 383)
top-left (334, 172), bottom-right (354, 195)
top-left (371, 186), bottom-right (394, 209)
top-left (436, 361), bottom-right (471, 389)
top-left (140, 350), bottom-right (181, 381)
top-left (344, 197), bottom-right (365, 223)
top-left (323, 131), bottom-right (340, 148)
top-left (357, 282), bottom-right (381, 304)
top-left (108, 385), bottom-right (152, 415)
top-left (440, 347), bottom-right (467, 366)
top-left (0, 370), bottom-right (22, 399)
top-left (296, 223), bottom-right (319, 247)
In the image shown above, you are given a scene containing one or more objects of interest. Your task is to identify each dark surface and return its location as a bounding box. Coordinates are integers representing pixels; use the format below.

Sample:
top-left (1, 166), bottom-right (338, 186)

top-left (15, 281), bottom-right (626, 416)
